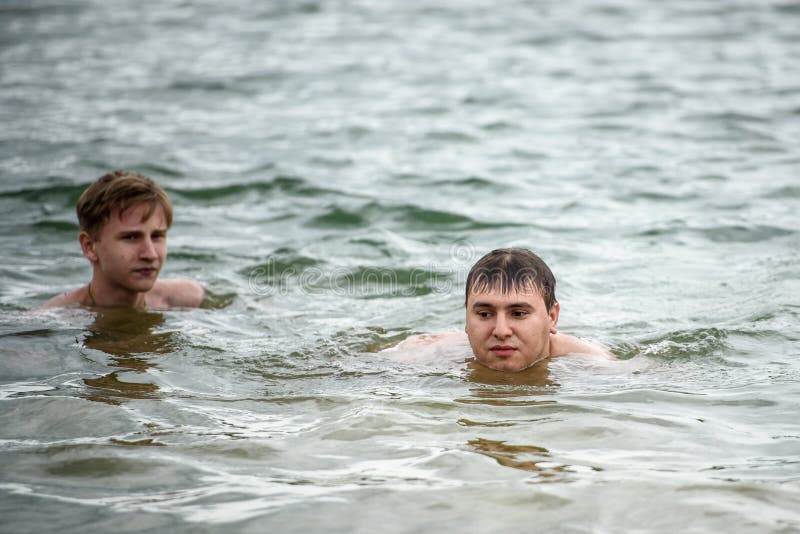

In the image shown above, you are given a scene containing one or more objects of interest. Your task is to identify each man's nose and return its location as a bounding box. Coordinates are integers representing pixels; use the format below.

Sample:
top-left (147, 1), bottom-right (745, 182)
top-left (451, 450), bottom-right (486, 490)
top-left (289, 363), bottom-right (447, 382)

top-left (139, 238), bottom-right (157, 260)
top-left (492, 314), bottom-right (512, 338)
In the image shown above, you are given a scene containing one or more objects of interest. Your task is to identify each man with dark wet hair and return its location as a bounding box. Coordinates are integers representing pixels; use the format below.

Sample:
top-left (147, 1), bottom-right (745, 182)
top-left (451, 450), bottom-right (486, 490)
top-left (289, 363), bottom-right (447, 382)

top-left (43, 170), bottom-right (204, 310)
top-left (465, 248), bottom-right (557, 310)
top-left (464, 247), bottom-right (613, 371)
top-left (384, 247), bottom-right (613, 372)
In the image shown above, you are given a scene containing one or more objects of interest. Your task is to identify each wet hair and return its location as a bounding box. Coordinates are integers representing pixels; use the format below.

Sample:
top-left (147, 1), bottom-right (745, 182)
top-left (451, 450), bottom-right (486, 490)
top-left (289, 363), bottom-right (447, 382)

top-left (76, 170), bottom-right (173, 238)
top-left (465, 247), bottom-right (557, 311)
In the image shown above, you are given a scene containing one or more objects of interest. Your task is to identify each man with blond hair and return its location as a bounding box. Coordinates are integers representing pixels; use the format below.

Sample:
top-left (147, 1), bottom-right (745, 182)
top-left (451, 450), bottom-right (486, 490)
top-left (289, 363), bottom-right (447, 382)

top-left (43, 170), bottom-right (204, 310)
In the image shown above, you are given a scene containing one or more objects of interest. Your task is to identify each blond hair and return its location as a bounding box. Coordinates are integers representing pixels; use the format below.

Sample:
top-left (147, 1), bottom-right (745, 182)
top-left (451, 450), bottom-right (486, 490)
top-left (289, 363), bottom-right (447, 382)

top-left (76, 170), bottom-right (173, 237)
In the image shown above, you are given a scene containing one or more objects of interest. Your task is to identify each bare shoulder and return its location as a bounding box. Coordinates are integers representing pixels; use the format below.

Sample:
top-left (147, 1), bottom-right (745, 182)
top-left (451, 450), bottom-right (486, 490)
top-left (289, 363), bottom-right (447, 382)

top-left (380, 331), bottom-right (469, 362)
top-left (41, 287), bottom-right (86, 309)
top-left (550, 333), bottom-right (616, 360)
top-left (153, 279), bottom-right (205, 308)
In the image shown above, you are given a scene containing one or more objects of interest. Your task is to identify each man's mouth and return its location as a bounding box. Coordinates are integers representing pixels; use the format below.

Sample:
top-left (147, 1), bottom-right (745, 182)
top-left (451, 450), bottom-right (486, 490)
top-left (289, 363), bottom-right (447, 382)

top-left (133, 267), bottom-right (158, 277)
top-left (490, 345), bottom-right (517, 357)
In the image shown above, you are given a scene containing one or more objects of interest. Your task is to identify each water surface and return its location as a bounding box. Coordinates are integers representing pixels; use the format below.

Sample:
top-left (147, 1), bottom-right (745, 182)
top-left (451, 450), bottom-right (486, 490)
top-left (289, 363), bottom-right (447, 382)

top-left (1, 0), bottom-right (799, 532)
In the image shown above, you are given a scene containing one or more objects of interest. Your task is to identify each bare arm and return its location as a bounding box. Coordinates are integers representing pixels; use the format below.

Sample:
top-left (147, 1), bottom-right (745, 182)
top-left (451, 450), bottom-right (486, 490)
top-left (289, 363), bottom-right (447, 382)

top-left (379, 332), bottom-right (468, 362)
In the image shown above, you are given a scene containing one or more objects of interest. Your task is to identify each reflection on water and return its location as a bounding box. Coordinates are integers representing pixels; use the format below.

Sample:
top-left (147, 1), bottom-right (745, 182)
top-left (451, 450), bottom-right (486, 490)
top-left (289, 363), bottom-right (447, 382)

top-left (465, 358), bottom-right (556, 387)
top-left (83, 309), bottom-right (178, 358)
top-left (458, 359), bottom-right (558, 406)
top-left (468, 438), bottom-right (570, 479)
top-left (80, 309), bottom-right (178, 405)
top-left (455, 396), bottom-right (557, 407)
top-left (109, 438), bottom-right (166, 447)
top-left (82, 373), bottom-right (159, 405)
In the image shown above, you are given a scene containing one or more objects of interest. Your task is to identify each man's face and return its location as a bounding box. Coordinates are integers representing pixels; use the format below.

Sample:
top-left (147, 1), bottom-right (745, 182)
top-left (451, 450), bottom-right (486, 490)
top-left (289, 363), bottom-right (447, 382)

top-left (465, 284), bottom-right (559, 372)
top-left (82, 203), bottom-right (168, 294)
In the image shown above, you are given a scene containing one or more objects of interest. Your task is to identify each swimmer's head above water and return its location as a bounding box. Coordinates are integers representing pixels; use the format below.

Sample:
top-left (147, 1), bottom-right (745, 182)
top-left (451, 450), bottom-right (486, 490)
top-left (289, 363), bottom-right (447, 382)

top-left (464, 247), bottom-right (612, 372)
top-left (42, 170), bottom-right (203, 310)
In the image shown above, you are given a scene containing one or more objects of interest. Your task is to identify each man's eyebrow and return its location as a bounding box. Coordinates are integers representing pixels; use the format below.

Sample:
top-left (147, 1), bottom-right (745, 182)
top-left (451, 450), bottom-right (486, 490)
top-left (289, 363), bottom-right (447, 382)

top-left (114, 228), bottom-right (167, 237)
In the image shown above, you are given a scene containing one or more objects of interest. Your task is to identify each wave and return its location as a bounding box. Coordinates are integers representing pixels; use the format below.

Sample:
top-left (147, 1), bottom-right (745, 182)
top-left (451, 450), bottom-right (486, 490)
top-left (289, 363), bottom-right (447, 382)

top-left (330, 265), bottom-right (453, 299)
top-left (0, 183), bottom-right (85, 206)
top-left (615, 190), bottom-right (700, 202)
top-left (430, 176), bottom-right (495, 188)
top-left (30, 220), bottom-right (78, 233)
top-left (634, 223), bottom-right (795, 243)
top-left (696, 224), bottom-right (794, 243)
top-left (763, 185), bottom-right (800, 199)
top-left (305, 202), bottom-right (507, 231)
top-left (172, 176), bottom-right (331, 202)
top-left (239, 248), bottom-right (323, 280)
top-left (392, 204), bottom-right (507, 230)
top-left (241, 252), bottom-right (453, 299)
top-left (306, 206), bottom-right (366, 228)
top-left (637, 327), bottom-right (730, 360)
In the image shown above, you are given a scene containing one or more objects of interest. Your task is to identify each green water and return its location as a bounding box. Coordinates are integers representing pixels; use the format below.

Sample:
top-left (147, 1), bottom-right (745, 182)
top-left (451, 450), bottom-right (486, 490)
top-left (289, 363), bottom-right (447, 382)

top-left (1, 0), bottom-right (799, 532)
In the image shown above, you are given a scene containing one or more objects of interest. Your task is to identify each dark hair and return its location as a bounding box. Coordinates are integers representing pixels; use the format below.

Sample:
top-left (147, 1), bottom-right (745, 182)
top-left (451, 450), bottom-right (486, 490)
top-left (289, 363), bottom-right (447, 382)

top-left (77, 170), bottom-right (173, 238)
top-left (465, 248), bottom-right (557, 311)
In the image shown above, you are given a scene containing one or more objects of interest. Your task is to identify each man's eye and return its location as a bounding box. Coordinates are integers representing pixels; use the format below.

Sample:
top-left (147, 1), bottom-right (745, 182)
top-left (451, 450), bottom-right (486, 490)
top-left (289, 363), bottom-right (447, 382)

top-left (477, 311), bottom-right (492, 318)
top-left (512, 311), bottom-right (528, 318)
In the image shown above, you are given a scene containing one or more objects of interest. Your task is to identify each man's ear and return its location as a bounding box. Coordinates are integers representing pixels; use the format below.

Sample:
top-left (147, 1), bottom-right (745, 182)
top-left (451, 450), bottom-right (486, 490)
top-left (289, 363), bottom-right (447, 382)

top-left (79, 231), bottom-right (98, 263)
top-left (548, 301), bottom-right (560, 334)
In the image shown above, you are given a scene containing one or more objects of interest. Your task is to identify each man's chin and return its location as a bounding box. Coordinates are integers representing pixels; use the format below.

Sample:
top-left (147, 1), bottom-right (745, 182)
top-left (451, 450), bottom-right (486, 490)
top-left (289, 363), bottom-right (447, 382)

top-left (127, 280), bottom-right (157, 293)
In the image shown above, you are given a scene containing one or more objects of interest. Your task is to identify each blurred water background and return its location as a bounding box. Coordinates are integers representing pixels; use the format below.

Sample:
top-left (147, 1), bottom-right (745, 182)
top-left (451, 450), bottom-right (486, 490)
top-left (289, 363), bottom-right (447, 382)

top-left (1, 0), bottom-right (799, 532)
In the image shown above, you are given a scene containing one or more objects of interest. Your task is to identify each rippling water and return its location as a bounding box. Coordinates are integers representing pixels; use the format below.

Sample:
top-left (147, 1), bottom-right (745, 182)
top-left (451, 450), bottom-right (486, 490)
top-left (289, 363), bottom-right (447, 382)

top-left (2, 0), bottom-right (799, 532)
